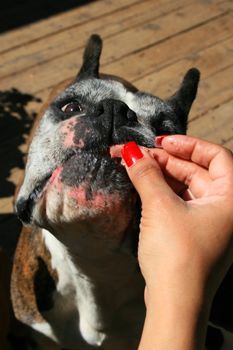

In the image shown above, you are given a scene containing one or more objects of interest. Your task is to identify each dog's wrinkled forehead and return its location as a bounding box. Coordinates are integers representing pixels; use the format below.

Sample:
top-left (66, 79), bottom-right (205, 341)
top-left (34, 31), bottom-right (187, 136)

top-left (60, 79), bottom-right (126, 102)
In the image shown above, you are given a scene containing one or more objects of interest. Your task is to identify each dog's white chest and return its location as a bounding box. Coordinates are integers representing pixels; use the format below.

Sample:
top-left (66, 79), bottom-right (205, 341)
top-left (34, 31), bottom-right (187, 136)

top-left (41, 229), bottom-right (106, 348)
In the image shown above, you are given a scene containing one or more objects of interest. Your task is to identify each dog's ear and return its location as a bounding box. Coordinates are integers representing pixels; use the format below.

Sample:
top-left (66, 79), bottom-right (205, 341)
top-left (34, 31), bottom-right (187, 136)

top-left (167, 68), bottom-right (200, 127)
top-left (77, 34), bottom-right (102, 80)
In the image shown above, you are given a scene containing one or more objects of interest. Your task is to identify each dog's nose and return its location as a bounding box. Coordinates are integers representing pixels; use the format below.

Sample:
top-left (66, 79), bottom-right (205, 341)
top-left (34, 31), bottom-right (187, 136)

top-left (87, 99), bottom-right (138, 144)
top-left (109, 99), bottom-right (137, 124)
top-left (15, 197), bottom-right (33, 224)
top-left (94, 99), bottom-right (137, 124)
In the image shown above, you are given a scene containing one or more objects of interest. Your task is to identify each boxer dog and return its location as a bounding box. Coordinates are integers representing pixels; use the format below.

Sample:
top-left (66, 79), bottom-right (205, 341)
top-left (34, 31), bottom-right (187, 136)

top-left (12, 34), bottom-right (216, 349)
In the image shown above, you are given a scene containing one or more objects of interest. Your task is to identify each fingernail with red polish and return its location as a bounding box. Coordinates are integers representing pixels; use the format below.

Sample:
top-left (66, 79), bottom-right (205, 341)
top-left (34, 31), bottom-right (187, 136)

top-left (121, 141), bottom-right (144, 167)
top-left (155, 135), bottom-right (170, 148)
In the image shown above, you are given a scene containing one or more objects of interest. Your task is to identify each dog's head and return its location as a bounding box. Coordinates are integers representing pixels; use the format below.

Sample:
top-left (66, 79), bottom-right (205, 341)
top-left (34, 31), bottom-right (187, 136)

top-left (16, 35), bottom-right (199, 243)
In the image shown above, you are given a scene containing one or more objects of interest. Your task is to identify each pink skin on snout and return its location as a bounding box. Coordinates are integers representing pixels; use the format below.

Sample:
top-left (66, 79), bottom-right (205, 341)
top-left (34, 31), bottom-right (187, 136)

top-left (60, 116), bottom-right (84, 149)
top-left (48, 166), bottom-right (63, 193)
top-left (46, 161), bottom-right (121, 209)
top-left (45, 145), bottom-right (125, 198)
top-left (68, 187), bottom-right (121, 211)
top-left (47, 167), bottom-right (127, 214)
top-left (43, 163), bottom-right (134, 237)
top-left (38, 138), bottom-right (136, 237)
top-left (61, 117), bottom-right (126, 155)
top-left (67, 185), bottom-right (135, 236)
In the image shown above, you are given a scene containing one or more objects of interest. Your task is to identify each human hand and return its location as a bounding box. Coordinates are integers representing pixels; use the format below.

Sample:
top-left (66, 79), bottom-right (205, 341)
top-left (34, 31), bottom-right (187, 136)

top-left (121, 135), bottom-right (233, 307)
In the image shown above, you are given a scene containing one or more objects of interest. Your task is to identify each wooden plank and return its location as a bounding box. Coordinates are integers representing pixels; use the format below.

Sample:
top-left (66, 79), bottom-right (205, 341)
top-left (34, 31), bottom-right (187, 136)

top-left (134, 38), bottom-right (233, 119)
top-left (0, 198), bottom-right (14, 214)
top-left (0, 0), bottom-right (231, 93)
top-left (224, 138), bottom-right (233, 150)
top-left (191, 65), bottom-right (233, 119)
top-left (135, 36), bottom-right (233, 93)
top-left (188, 99), bottom-right (233, 149)
top-left (0, 0), bottom-right (140, 54)
top-left (0, 0), bottom-right (186, 79)
top-left (3, 166), bottom-right (24, 190)
top-left (101, 0), bottom-right (232, 64)
top-left (0, 166), bottom-right (24, 214)
top-left (107, 12), bottom-right (233, 83)
top-left (27, 11), bottom-right (233, 109)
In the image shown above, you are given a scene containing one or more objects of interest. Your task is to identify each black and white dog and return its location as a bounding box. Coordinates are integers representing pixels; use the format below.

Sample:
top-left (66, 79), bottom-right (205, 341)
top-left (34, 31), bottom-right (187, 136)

top-left (12, 35), bottom-right (233, 349)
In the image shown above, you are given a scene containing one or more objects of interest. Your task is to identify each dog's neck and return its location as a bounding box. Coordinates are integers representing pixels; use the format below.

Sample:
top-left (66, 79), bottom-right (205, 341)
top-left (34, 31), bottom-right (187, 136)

top-left (42, 225), bottom-right (145, 346)
top-left (43, 222), bottom-right (142, 291)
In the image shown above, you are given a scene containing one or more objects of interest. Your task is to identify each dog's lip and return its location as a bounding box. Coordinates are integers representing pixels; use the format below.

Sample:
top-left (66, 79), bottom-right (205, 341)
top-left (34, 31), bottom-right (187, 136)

top-left (109, 144), bottom-right (123, 158)
top-left (29, 145), bottom-right (124, 202)
top-left (28, 150), bottom-right (77, 202)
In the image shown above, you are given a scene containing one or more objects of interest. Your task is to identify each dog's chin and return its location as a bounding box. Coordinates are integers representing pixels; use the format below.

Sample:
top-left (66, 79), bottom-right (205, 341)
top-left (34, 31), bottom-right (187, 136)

top-left (32, 149), bottom-right (136, 238)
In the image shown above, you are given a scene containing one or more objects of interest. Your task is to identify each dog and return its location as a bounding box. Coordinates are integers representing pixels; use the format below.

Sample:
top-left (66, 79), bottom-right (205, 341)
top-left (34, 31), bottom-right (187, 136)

top-left (12, 34), bottom-right (232, 349)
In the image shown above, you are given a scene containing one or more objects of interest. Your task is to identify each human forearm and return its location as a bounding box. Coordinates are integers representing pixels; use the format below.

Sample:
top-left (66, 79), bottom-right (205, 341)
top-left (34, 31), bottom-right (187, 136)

top-left (120, 137), bottom-right (233, 349)
top-left (138, 275), bottom-right (210, 350)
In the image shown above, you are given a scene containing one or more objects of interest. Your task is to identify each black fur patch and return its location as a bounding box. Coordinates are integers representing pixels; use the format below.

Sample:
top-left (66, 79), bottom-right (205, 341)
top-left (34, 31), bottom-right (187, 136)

top-left (34, 257), bottom-right (56, 312)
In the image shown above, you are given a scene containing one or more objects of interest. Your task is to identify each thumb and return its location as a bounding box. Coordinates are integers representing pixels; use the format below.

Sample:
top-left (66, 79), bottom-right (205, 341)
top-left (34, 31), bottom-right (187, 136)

top-left (121, 142), bottom-right (175, 205)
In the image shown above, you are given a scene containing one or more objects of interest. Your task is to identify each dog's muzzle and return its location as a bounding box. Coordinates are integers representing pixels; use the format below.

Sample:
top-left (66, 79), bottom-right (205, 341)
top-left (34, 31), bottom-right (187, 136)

top-left (15, 99), bottom-right (140, 224)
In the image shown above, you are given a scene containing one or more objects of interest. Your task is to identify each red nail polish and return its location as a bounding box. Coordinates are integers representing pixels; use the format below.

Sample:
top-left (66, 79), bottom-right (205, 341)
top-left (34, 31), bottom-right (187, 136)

top-left (155, 135), bottom-right (170, 148)
top-left (121, 141), bottom-right (143, 167)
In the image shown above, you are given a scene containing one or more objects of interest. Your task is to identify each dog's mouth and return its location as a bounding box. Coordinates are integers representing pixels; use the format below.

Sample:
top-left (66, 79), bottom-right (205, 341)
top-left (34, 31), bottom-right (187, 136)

top-left (28, 144), bottom-right (124, 207)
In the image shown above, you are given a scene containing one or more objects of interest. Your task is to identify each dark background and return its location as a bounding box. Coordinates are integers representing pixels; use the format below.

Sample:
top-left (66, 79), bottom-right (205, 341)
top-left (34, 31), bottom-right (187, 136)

top-left (0, 0), bottom-right (94, 33)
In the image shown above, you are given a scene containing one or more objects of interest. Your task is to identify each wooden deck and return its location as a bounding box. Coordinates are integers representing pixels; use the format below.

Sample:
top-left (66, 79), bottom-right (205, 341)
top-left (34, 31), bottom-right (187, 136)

top-left (0, 0), bottom-right (233, 255)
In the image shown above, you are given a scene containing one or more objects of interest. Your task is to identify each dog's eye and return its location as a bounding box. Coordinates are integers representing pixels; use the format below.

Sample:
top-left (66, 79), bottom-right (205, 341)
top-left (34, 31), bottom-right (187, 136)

top-left (61, 102), bottom-right (83, 113)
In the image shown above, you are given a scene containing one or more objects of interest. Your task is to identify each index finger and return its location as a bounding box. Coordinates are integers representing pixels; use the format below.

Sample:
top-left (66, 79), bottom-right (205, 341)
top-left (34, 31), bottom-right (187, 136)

top-left (161, 135), bottom-right (233, 178)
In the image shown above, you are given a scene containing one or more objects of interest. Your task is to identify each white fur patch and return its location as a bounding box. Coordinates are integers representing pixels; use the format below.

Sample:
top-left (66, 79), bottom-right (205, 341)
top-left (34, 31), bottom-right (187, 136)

top-left (32, 321), bottom-right (57, 342)
top-left (42, 229), bottom-right (106, 347)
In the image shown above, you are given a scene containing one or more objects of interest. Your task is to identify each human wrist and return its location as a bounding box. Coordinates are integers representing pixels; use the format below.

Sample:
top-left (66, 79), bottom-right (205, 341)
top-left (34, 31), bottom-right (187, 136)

top-left (146, 270), bottom-right (212, 318)
top-left (140, 298), bottom-right (209, 350)
top-left (139, 274), bottom-right (211, 350)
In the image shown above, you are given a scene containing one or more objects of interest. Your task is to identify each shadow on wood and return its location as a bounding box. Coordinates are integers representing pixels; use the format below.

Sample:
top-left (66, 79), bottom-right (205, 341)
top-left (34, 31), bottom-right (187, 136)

top-left (0, 89), bottom-right (41, 257)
